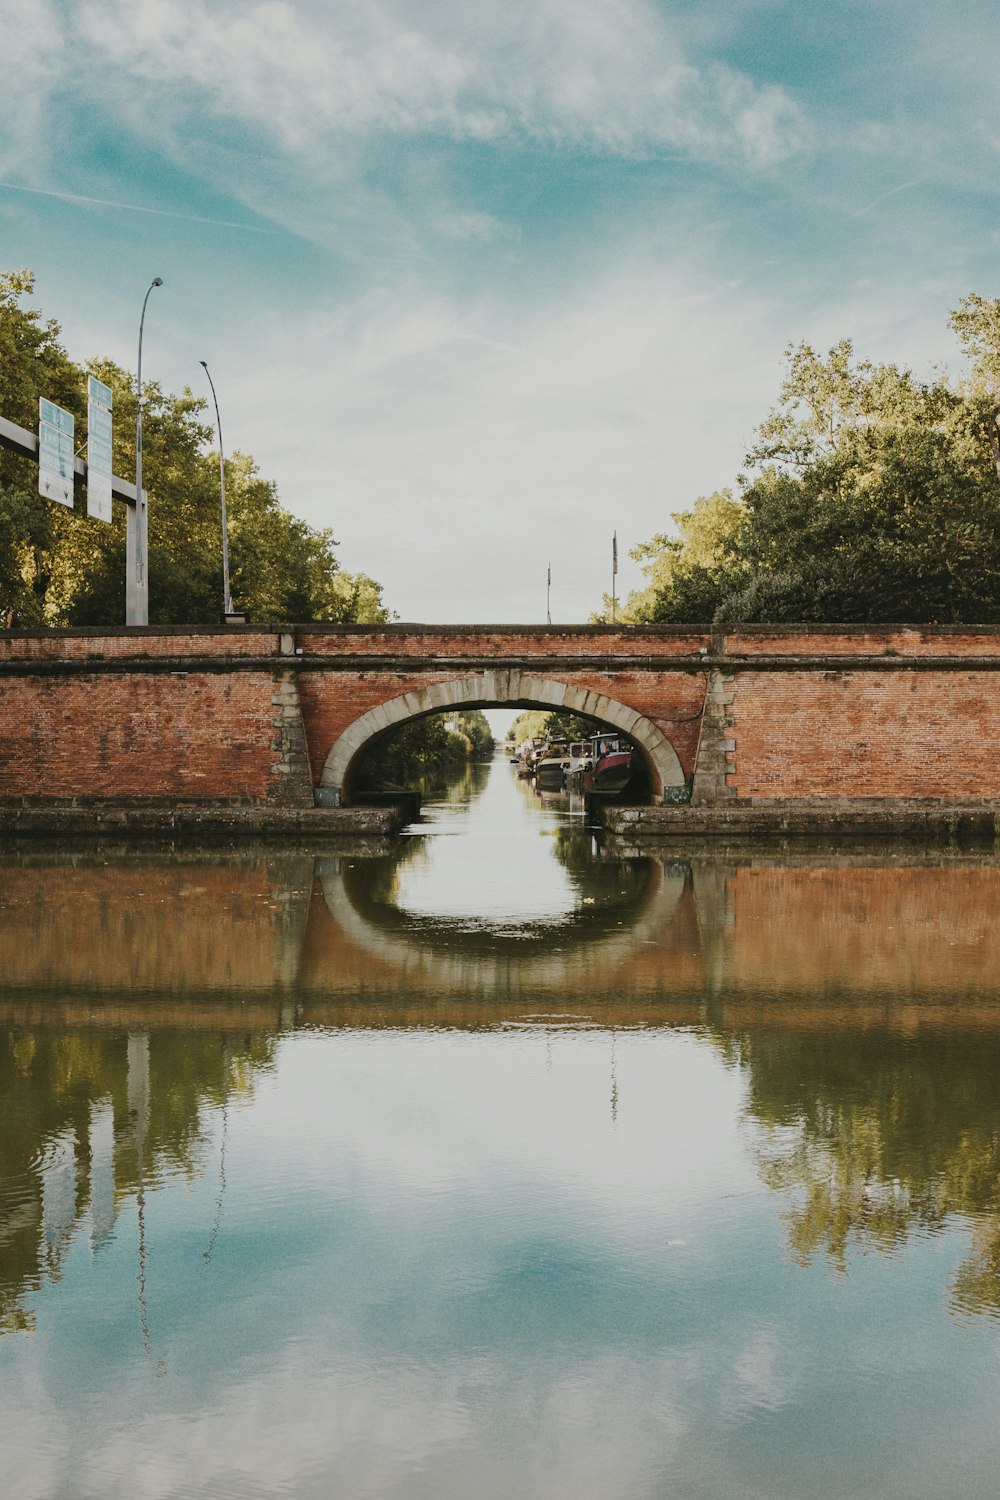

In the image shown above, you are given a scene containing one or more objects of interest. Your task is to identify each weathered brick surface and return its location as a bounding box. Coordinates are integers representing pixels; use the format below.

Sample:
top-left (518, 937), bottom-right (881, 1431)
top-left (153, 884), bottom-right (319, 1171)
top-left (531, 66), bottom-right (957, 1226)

top-left (728, 670), bottom-right (1000, 799)
top-left (5, 626), bottom-right (1000, 805)
top-left (723, 626), bottom-right (1000, 658)
top-left (0, 671), bottom-right (281, 800)
top-left (296, 626), bottom-right (712, 658)
top-left (0, 628), bottom-right (278, 661)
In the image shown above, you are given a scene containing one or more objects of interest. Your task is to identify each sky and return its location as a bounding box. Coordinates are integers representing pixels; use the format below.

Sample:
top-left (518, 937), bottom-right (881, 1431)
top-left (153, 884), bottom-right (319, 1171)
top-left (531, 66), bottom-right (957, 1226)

top-left (2, 0), bottom-right (999, 623)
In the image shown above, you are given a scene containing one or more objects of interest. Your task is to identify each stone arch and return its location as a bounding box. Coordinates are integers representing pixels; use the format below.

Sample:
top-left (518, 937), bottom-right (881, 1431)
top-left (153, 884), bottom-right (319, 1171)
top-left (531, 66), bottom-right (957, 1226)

top-left (319, 668), bottom-right (685, 805)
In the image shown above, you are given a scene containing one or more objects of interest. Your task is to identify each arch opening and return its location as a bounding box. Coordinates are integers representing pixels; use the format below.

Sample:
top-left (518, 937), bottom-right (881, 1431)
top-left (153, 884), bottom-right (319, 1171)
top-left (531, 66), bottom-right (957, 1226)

top-left (319, 670), bottom-right (686, 806)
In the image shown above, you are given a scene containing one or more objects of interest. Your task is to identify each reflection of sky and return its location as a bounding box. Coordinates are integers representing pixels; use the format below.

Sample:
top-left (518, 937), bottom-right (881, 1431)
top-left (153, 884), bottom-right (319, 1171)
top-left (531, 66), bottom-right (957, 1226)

top-left (5, 1029), bottom-right (1000, 1500)
top-left (393, 757), bottom-right (581, 926)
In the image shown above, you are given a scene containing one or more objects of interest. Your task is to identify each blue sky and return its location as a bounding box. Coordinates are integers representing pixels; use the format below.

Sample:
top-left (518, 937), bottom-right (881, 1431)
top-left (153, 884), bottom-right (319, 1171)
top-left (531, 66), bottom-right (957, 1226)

top-left (2, 0), bottom-right (998, 622)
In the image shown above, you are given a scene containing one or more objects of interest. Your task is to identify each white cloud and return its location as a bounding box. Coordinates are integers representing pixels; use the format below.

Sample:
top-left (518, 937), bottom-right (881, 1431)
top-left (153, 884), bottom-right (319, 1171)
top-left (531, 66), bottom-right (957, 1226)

top-left (71, 0), bottom-right (807, 168)
top-left (211, 255), bottom-right (778, 620)
top-left (0, 0), bottom-right (66, 176)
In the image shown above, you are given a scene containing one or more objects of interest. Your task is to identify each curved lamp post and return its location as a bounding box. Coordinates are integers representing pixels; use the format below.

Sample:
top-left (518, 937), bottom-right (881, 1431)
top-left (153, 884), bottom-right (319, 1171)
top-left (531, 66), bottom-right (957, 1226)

top-left (130, 277), bottom-right (162, 626)
top-left (199, 360), bottom-right (234, 618)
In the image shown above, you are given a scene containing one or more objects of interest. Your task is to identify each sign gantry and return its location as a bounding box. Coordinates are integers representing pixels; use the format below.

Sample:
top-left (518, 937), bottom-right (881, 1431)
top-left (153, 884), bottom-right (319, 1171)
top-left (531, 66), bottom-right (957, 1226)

top-left (0, 409), bottom-right (148, 626)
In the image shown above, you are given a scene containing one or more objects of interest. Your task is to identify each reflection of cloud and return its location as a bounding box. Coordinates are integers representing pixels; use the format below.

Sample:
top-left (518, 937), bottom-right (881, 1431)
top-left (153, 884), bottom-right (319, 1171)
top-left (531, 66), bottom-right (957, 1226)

top-left (8, 1344), bottom-right (695, 1499)
top-left (721, 1327), bottom-right (796, 1419)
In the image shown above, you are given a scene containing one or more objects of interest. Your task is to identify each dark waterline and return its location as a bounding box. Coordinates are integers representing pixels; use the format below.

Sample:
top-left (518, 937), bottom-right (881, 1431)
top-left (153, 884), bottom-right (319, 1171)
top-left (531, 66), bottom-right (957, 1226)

top-left (3, 754), bottom-right (1000, 1499)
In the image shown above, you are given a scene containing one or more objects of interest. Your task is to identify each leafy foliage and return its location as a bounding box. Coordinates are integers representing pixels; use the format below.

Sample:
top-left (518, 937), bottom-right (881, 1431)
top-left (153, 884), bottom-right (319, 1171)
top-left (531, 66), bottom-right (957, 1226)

top-left (725, 1025), bottom-right (1000, 1315)
top-left (0, 271), bottom-right (390, 626)
top-left (612, 300), bottom-right (1000, 625)
top-left (355, 710), bottom-right (495, 790)
top-left (507, 708), bottom-right (604, 745)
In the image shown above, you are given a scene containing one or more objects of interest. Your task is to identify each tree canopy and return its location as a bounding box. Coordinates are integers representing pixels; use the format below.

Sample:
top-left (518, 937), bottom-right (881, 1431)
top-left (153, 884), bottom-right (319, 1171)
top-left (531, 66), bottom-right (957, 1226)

top-left (0, 271), bottom-right (390, 628)
top-left (607, 296), bottom-right (1000, 626)
top-left (355, 710), bottom-right (495, 790)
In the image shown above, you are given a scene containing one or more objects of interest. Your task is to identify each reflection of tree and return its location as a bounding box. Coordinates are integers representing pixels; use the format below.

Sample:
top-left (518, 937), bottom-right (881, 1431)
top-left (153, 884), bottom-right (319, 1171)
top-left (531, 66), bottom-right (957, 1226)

top-left (341, 811), bottom-right (657, 954)
top-left (342, 767), bottom-right (494, 911)
top-left (724, 1028), bottom-right (1000, 1315)
top-left (552, 823), bottom-right (653, 913)
top-left (431, 759), bottom-right (491, 806)
top-left (0, 1028), bottom-right (274, 1337)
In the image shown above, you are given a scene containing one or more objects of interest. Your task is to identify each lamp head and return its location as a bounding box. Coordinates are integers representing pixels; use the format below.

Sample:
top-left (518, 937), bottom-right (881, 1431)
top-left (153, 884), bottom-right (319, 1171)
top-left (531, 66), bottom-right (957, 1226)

top-left (200, 360), bottom-right (208, 369)
top-left (152, 277), bottom-right (163, 287)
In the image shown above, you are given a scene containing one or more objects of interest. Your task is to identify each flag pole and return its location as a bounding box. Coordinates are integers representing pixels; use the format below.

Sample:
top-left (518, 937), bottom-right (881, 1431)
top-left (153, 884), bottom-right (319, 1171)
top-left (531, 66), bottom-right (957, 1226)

top-left (611, 531), bottom-right (618, 623)
top-left (547, 562), bottom-right (552, 625)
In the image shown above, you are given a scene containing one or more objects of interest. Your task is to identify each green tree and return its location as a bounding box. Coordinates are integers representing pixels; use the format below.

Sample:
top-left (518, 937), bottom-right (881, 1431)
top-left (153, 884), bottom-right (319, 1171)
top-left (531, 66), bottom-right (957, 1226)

top-left (949, 292), bottom-right (1000, 487)
top-left (717, 415), bottom-right (1000, 624)
top-left (0, 271), bottom-right (86, 625)
top-left (0, 273), bottom-right (391, 627)
top-left (596, 490), bottom-right (744, 623)
top-left (745, 338), bottom-right (948, 471)
top-left (619, 313), bottom-right (1000, 626)
top-left (508, 708), bottom-right (604, 745)
top-left (354, 710), bottom-right (494, 790)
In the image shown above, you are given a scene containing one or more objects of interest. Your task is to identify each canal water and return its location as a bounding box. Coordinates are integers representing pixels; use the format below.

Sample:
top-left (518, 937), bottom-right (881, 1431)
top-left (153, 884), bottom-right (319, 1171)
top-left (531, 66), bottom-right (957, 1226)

top-left (3, 753), bottom-right (1000, 1498)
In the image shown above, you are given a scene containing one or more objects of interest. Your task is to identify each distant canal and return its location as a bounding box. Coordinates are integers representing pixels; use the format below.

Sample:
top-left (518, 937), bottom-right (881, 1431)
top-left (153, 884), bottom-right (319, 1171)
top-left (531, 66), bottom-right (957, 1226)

top-left (4, 752), bottom-right (1000, 1499)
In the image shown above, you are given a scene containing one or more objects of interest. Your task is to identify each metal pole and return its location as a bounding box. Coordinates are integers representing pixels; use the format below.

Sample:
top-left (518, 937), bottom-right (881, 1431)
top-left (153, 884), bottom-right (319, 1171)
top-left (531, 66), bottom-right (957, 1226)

top-left (547, 562), bottom-right (551, 625)
top-left (200, 361), bottom-right (233, 617)
top-left (611, 530), bottom-right (618, 624)
top-left (131, 277), bottom-right (162, 627)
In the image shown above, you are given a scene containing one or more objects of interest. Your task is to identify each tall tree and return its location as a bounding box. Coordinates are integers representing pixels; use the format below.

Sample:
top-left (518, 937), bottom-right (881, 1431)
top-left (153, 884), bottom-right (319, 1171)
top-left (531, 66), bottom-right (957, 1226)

top-left (614, 308), bottom-right (1000, 626)
top-left (950, 293), bottom-right (1000, 487)
top-left (0, 271), bottom-right (85, 625)
top-left (0, 272), bottom-right (391, 627)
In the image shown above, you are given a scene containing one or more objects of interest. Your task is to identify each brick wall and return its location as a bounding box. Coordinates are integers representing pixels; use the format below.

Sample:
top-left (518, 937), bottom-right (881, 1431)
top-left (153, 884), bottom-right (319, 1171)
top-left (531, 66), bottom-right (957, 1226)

top-left (294, 625), bottom-right (712, 659)
top-left (0, 669), bottom-right (294, 802)
top-left (722, 625), bottom-right (1000, 658)
top-left (726, 669), bottom-right (1000, 800)
top-left (3, 625), bottom-right (1000, 805)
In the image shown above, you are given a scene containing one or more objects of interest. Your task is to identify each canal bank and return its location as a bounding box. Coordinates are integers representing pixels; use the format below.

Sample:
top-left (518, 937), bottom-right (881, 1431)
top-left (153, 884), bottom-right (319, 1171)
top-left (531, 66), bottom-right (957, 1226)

top-left (0, 802), bottom-right (399, 847)
top-left (603, 798), bottom-right (1000, 853)
top-left (6, 793), bottom-right (1000, 852)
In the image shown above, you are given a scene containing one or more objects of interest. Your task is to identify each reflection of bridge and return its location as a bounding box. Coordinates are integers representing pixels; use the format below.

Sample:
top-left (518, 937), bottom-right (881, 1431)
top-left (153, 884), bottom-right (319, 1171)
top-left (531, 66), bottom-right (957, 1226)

top-left (8, 623), bottom-right (1000, 811)
top-left (4, 852), bottom-right (1000, 1032)
top-left (317, 856), bottom-right (688, 993)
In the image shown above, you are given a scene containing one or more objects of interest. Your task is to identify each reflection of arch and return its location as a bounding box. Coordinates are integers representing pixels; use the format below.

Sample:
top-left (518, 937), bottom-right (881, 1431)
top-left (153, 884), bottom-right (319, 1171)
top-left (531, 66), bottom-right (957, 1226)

top-left (318, 857), bottom-right (689, 994)
top-left (320, 669), bottom-right (685, 804)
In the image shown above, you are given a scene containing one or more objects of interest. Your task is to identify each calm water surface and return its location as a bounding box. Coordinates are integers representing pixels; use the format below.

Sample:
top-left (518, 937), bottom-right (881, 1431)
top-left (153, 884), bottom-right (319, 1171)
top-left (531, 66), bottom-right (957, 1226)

top-left (3, 757), bottom-right (1000, 1498)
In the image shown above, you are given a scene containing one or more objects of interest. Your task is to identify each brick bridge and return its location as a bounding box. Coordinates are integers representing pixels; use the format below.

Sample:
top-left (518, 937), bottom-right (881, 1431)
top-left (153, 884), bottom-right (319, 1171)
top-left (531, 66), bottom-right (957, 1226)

top-left (2, 622), bottom-right (1000, 808)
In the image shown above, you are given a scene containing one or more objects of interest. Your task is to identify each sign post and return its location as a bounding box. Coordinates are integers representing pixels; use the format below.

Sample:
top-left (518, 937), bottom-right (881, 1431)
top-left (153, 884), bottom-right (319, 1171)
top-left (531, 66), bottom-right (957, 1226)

top-left (125, 496), bottom-right (147, 627)
top-left (38, 398), bottom-right (75, 508)
top-left (86, 376), bottom-right (114, 523)
top-left (1, 411), bottom-right (144, 627)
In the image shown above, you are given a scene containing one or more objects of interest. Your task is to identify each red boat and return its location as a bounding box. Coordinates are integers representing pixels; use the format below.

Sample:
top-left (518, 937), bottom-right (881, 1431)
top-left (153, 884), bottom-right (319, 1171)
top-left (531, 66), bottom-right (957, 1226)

top-left (582, 733), bottom-right (632, 794)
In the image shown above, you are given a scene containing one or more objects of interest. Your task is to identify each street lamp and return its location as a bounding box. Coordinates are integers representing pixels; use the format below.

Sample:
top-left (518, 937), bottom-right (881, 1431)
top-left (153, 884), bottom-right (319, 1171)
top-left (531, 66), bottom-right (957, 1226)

top-left (199, 360), bottom-right (234, 619)
top-left (131, 276), bottom-right (163, 627)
